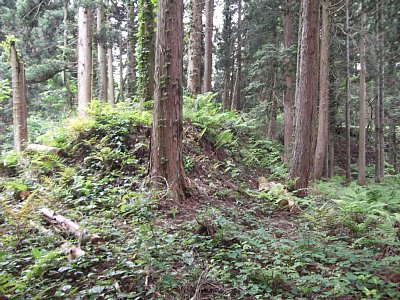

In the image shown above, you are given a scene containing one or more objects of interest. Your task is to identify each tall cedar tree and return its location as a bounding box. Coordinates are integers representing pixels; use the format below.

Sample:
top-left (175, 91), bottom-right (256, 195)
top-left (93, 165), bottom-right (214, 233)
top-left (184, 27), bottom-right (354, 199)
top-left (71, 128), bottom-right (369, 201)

top-left (374, 1), bottom-right (384, 182)
top-left (10, 41), bottom-right (28, 152)
top-left (77, 5), bottom-right (93, 117)
top-left (358, 0), bottom-right (367, 186)
top-left (283, 0), bottom-right (294, 164)
top-left (204, 0), bottom-right (214, 92)
top-left (345, 1), bottom-right (352, 181)
top-left (314, 0), bottom-right (330, 179)
top-left (232, 0), bottom-right (242, 111)
top-left (126, 0), bottom-right (137, 98)
top-left (150, 0), bottom-right (188, 201)
top-left (137, 0), bottom-right (155, 104)
top-left (97, 2), bottom-right (108, 102)
top-left (289, 0), bottom-right (319, 196)
top-left (187, 0), bottom-right (202, 96)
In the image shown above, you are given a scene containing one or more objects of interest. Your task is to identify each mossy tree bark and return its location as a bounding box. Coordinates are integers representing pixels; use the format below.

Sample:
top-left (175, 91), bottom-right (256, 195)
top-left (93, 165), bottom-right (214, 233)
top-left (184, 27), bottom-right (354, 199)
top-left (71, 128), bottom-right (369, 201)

top-left (150, 0), bottom-right (188, 202)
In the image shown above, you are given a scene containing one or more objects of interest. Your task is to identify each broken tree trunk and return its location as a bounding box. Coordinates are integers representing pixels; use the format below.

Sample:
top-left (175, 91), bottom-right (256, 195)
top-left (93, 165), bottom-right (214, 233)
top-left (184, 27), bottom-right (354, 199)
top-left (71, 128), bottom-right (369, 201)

top-left (40, 208), bottom-right (103, 244)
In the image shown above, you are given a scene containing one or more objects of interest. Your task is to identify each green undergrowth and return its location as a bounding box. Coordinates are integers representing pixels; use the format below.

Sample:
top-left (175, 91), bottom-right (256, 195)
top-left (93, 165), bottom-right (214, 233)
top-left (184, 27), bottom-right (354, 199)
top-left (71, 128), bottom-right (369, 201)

top-left (1, 98), bottom-right (399, 299)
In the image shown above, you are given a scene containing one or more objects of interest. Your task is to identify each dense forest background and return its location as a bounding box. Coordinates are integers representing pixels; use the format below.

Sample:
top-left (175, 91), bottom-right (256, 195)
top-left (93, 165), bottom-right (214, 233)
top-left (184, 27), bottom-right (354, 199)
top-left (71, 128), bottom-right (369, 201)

top-left (0, 0), bottom-right (400, 299)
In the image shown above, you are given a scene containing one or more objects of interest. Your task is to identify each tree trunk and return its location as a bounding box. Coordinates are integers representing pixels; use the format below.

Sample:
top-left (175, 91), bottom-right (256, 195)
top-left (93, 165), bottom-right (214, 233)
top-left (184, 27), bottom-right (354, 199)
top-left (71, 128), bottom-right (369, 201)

top-left (283, 0), bottom-right (294, 164)
top-left (267, 69), bottom-right (278, 139)
top-left (138, 0), bottom-right (155, 104)
top-left (222, 0), bottom-right (233, 110)
top-left (314, 0), bottom-right (330, 180)
top-left (374, 1), bottom-right (385, 182)
top-left (10, 41), bottom-right (28, 152)
top-left (77, 6), bottom-right (93, 117)
top-left (289, 0), bottom-right (319, 196)
top-left (358, 0), bottom-right (367, 186)
top-left (187, 0), bottom-right (203, 96)
top-left (97, 2), bottom-right (108, 102)
top-left (107, 46), bottom-right (115, 106)
top-left (232, 0), bottom-right (242, 111)
top-left (118, 36), bottom-right (124, 102)
top-left (63, 0), bottom-right (73, 109)
top-left (388, 124), bottom-right (397, 173)
top-left (126, 0), bottom-right (137, 98)
top-left (204, 0), bottom-right (214, 92)
top-left (151, 0), bottom-right (188, 202)
top-left (345, 0), bottom-right (352, 181)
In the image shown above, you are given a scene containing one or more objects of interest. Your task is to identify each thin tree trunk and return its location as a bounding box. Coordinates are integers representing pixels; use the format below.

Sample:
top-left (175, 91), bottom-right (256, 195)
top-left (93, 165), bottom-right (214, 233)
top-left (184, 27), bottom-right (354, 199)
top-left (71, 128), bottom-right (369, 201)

top-left (10, 41), bottom-right (28, 152)
top-left (63, 0), bottom-right (73, 109)
top-left (107, 47), bottom-right (115, 106)
top-left (222, 0), bottom-right (233, 110)
top-left (126, 0), bottom-right (137, 98)
top-left (232, 0), bottom-right (242, 111)
top-left (267, 69), bottom-right (278, 139)
top-left (345, 0), bottom-right (351, 181)
top-left (388, 124), bottom-right (397, 173)
top-left (77, 6), bottom-right (93, 117)
top-left (97, 2), bottom-right (108, 102)
top-left (314, 0), bottom-right (330, 180)
top-left (378, 0), bottom-right (385, 180)
top-left (358, 0), bottom-right (367, 186)
top-left (204, 0), bottom-right (214, 92)
top-left (283, 0), bottom-right (294, 164)
top-left (187, 0), bottom-right (202, 96)
top-left (118, 36), bottom-right (124, 102)
top-left (289, 0), bottom-right (319, 196)
top-left (151, 0), bottom-right (188, 201)
top-left (138, 0), bottom-right (155, 105)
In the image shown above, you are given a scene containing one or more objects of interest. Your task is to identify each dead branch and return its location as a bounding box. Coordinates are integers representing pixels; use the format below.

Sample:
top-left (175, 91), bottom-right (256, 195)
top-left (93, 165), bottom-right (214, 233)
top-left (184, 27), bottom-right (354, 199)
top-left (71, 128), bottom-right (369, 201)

top-left (40, 208), bottom-right (103, 245)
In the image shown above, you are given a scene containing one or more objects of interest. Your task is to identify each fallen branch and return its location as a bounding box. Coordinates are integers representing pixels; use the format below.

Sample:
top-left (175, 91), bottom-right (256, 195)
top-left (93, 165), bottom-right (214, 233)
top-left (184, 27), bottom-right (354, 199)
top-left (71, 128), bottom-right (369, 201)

top-left (40, 208), bottom-right (103, 245)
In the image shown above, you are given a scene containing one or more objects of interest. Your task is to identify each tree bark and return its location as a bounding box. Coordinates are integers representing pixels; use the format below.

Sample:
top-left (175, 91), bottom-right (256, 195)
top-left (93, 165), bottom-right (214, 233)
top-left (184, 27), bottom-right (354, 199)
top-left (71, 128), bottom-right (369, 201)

top-left (97, 2), bottom-right (108, 103)
top-left (63, 0), bottom-right (73, 109)
top-left (118, 36), bottom-right (124, 102)
top-left (358, 0), bottom-right (367, 186)
top-left (138, 0), bottom-right (155, 105)
top-left (388, 124), bottom-right (397, 173)
top-left (126, 0), bottom-right (137, 98)
top-left (77, 6), bottom-right (93, 117)
top-left (314, 0), bottom-right (330, 180)
top-left (204, 0), bottom-right (214, 92)
top-left (345, 0), bottom-right (352, 181)
top-left (222, 0), bottom-right (233, 110)
top-left (187, 0), bottom-right (203, 96)
top-left (374, 0), bottom-right (385, 182)
top-left (232, 0), bottom-right (243, 111)
top-left (10, 41), bottom-right (28, 152)
top-left (151, 0), bottom-right (188, 202)
top-left (289, 0), bottom-right (319, 196)
top-left (107, 46), bottom-right (115, 106)
top-left (267, 69), bottom-right (278, 139)
top-left (283, 0), bottom-right (294, 164)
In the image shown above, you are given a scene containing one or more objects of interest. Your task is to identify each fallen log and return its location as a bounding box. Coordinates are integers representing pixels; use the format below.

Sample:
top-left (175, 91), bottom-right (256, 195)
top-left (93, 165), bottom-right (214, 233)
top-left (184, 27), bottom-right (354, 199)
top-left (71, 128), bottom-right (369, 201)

top-left (25, 144), bottom-right (65, 156)
top-left (40, 208), bottom-right (103, 245)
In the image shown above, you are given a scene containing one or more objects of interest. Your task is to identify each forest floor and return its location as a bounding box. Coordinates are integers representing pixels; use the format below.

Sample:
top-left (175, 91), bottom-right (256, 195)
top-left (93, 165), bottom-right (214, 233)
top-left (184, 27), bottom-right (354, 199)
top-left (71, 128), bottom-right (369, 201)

top-left (1, 100), bottom-right (399, 299)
